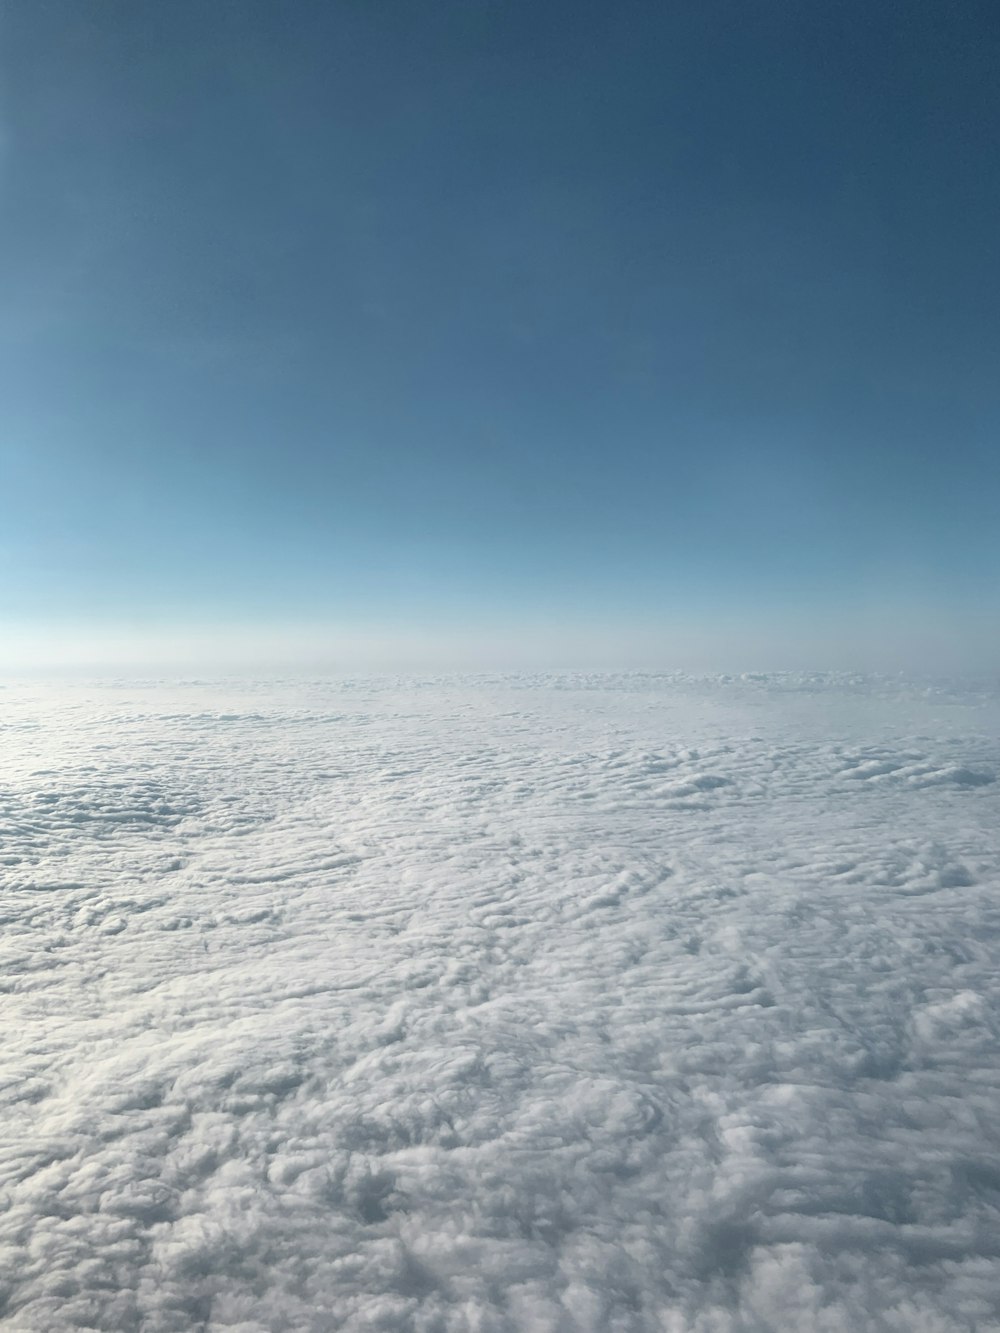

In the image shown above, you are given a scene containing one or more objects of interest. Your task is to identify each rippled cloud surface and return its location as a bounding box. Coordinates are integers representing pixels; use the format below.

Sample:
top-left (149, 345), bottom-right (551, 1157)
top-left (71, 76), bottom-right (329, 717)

top-left (2, 673), bottom-right (999, 1331)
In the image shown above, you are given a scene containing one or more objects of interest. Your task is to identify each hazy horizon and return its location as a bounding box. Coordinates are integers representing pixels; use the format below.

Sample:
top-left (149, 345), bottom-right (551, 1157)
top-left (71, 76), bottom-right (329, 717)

top-left (2, 603), bottom-right (998, 678)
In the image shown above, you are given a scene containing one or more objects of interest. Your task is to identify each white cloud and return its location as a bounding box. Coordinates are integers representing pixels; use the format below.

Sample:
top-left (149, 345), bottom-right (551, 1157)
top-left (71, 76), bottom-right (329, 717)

top-left (0, 673), bottom-right (998, 1329)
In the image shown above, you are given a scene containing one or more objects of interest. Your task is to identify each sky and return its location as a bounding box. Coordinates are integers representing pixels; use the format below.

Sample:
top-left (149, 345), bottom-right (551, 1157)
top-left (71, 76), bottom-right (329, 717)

top-left (1, 0), bottom-right (998, 672)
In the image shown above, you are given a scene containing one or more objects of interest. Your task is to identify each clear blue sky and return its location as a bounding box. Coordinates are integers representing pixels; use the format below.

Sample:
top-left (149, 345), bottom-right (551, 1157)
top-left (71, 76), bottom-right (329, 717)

top-left (1, 1), bottom-right (997, 670)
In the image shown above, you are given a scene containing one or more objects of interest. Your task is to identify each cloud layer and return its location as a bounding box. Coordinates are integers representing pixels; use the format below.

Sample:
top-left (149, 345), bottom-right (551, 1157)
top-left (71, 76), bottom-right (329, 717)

top-left (1, 672), bottom-right (999, 1330)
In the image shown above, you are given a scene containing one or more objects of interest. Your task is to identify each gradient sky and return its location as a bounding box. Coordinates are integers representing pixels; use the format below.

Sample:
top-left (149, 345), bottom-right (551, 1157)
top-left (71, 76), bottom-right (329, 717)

top-left (1, 1), bottom-right (998, 671)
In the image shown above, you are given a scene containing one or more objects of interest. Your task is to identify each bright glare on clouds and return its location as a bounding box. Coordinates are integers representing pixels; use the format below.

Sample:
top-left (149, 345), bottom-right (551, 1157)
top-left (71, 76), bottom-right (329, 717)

top-left (1, 672), bottom-right (999, 1329)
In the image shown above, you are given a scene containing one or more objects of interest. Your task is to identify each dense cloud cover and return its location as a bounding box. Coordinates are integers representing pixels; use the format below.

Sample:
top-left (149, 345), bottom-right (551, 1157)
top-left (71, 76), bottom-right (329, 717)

top-left (1, 673), bottom-right (999, 1331)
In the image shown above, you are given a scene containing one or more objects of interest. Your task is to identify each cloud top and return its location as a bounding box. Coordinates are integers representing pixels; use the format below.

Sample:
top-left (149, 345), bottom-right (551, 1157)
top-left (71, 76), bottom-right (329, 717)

top-left (1, 673), bottom-right (998, 1329)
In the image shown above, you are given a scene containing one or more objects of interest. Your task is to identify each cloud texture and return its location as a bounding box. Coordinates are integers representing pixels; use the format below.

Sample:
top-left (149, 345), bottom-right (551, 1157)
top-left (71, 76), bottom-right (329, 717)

top-left (1, 672), bottom-right (999, 1330)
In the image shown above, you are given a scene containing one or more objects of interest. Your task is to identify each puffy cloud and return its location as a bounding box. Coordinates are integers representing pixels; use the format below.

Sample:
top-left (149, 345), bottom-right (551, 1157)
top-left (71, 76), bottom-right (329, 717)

top-left (0, 673), bottom-right (998, 1329)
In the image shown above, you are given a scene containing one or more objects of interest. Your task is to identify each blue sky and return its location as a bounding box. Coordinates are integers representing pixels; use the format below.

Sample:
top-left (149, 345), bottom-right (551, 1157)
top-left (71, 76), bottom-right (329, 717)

top-left (1, 1), bottom-right (998, 670)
